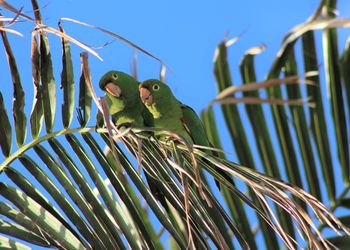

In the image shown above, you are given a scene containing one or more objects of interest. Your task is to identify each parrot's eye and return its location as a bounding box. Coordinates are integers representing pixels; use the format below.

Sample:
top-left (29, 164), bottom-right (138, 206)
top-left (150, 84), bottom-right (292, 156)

top-left (152, 84), bottom-right (160, 91)
top-left (112, 73), bottom-right (118, 80)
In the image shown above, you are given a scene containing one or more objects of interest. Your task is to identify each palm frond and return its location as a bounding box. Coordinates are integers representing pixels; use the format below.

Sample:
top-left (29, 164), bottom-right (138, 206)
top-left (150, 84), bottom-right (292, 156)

top-left (0, 0), bottom-right (350, 249)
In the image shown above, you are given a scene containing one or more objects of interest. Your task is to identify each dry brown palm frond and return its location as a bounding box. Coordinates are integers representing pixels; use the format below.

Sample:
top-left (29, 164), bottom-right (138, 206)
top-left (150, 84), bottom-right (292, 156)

top-left (214, 71), bottom-right (318, 100)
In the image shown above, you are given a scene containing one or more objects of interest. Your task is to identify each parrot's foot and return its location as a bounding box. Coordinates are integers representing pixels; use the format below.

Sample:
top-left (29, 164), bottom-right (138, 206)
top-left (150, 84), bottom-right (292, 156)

top-left (137, 130), bottom-right (154, 139)
top-left (116, 122), bottom-right (133, 131)
top-left (94, 123), bottom-right (105, 133)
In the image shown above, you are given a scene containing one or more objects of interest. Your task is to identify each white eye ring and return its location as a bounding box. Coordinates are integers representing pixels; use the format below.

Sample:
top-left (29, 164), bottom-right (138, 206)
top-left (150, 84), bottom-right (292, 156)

top-left (152, 84), bottom-right (160, 91)
top-left (112, 73), bottom-right (118, 80)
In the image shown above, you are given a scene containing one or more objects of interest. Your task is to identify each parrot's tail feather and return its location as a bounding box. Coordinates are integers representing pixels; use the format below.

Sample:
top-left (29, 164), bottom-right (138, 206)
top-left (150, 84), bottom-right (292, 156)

top-left (144, 171), bottom-right (170, 213)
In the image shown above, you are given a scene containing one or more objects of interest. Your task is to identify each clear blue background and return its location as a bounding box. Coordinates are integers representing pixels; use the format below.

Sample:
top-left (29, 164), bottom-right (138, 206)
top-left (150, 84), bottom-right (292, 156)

top-left (1, 0), bottom-right (350, 249)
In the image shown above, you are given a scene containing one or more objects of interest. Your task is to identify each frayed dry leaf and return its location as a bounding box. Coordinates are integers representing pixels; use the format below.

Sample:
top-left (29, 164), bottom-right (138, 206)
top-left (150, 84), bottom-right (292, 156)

top-left (245, 44), bottom-right (267, 55)
top-left (213, 96), bottom-right (315, 108)
top-left (112, 127), bottom-right (132, 140)
top-left (88, 39), bottom-right (116, 49)
top-left (0, 26), bottom-right (23, 36)
top-left (306, 0), bottom-right (325, 22)
top-left (193, 144), bottom-right (227, 155)
top-left (215, 71), bottom-right (318, 100)
top-left (213, 35), bottom-right (240, 62)
top-left (4, 6), bottom-right (23, 27)
top-left (0, 1), bottom-right (34, 21)
top-left (163, 131), bottom-right (210, 206)
top-left (1, 2), bottom-right (104, 60)
top-left (34, 26), bottom-right (102, 61)
top-left (165, 151), bottom-right (196, 183)
top-left (99, 97), bottom-right (122, 169)
top-left (159, 64), bottom-right (167, 82)
top-left (279, 18), bottom-right (350, 59)
top-left (256, 191), bottom-right (297, 249)
top-left (174, 146), bottom-right (350, 249)
top-left (60, 17), bottom-right (164, 64)
top-left (0, 17), bottom-right (14, 22)
top-left (0, 11), bottom-right (21, 28)
top-left (225, 36), bottom-right (240, 47)
top-left (132, 50), bottom-right (138, 80)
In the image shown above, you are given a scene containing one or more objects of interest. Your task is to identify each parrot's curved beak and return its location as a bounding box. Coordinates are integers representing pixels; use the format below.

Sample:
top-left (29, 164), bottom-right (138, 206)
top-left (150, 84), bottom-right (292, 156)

top-left (105, 82), bottom-right (121, 97)
top-left (140, 86), bottom-right (153, 105)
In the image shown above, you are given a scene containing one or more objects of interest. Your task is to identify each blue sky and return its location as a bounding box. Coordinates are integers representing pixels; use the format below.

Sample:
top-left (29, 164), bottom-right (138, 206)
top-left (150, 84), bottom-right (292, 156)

top-left (3, 0), bottom-right (348, 106)
top-left (1, 0), bottom-right (349, 110)
top-left (1, 0), bottom-right (350, 249)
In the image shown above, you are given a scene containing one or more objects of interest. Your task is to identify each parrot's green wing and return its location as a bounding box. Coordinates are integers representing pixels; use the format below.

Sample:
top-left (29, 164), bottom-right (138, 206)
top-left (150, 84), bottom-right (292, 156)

top-left (180, 104), bottom-right (232, 189)
top-left (180, 104), bottom-right (210, 147)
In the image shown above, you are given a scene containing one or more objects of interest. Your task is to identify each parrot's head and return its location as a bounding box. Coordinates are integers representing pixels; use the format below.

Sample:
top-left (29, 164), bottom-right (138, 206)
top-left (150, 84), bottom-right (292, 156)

top-left (99, 71), bottom-right (140, 114)
top-left (139, 79), bottom-right (174, 107)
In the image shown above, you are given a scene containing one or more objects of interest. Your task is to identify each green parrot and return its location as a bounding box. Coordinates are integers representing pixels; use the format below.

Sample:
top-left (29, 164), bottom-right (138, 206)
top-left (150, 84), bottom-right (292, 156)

top-left (98, 70), bottom-right (153, 127)
top-left (98, 71), bottom-right (168, 210)
top-left (139, 79), bottom-right (231, 189)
